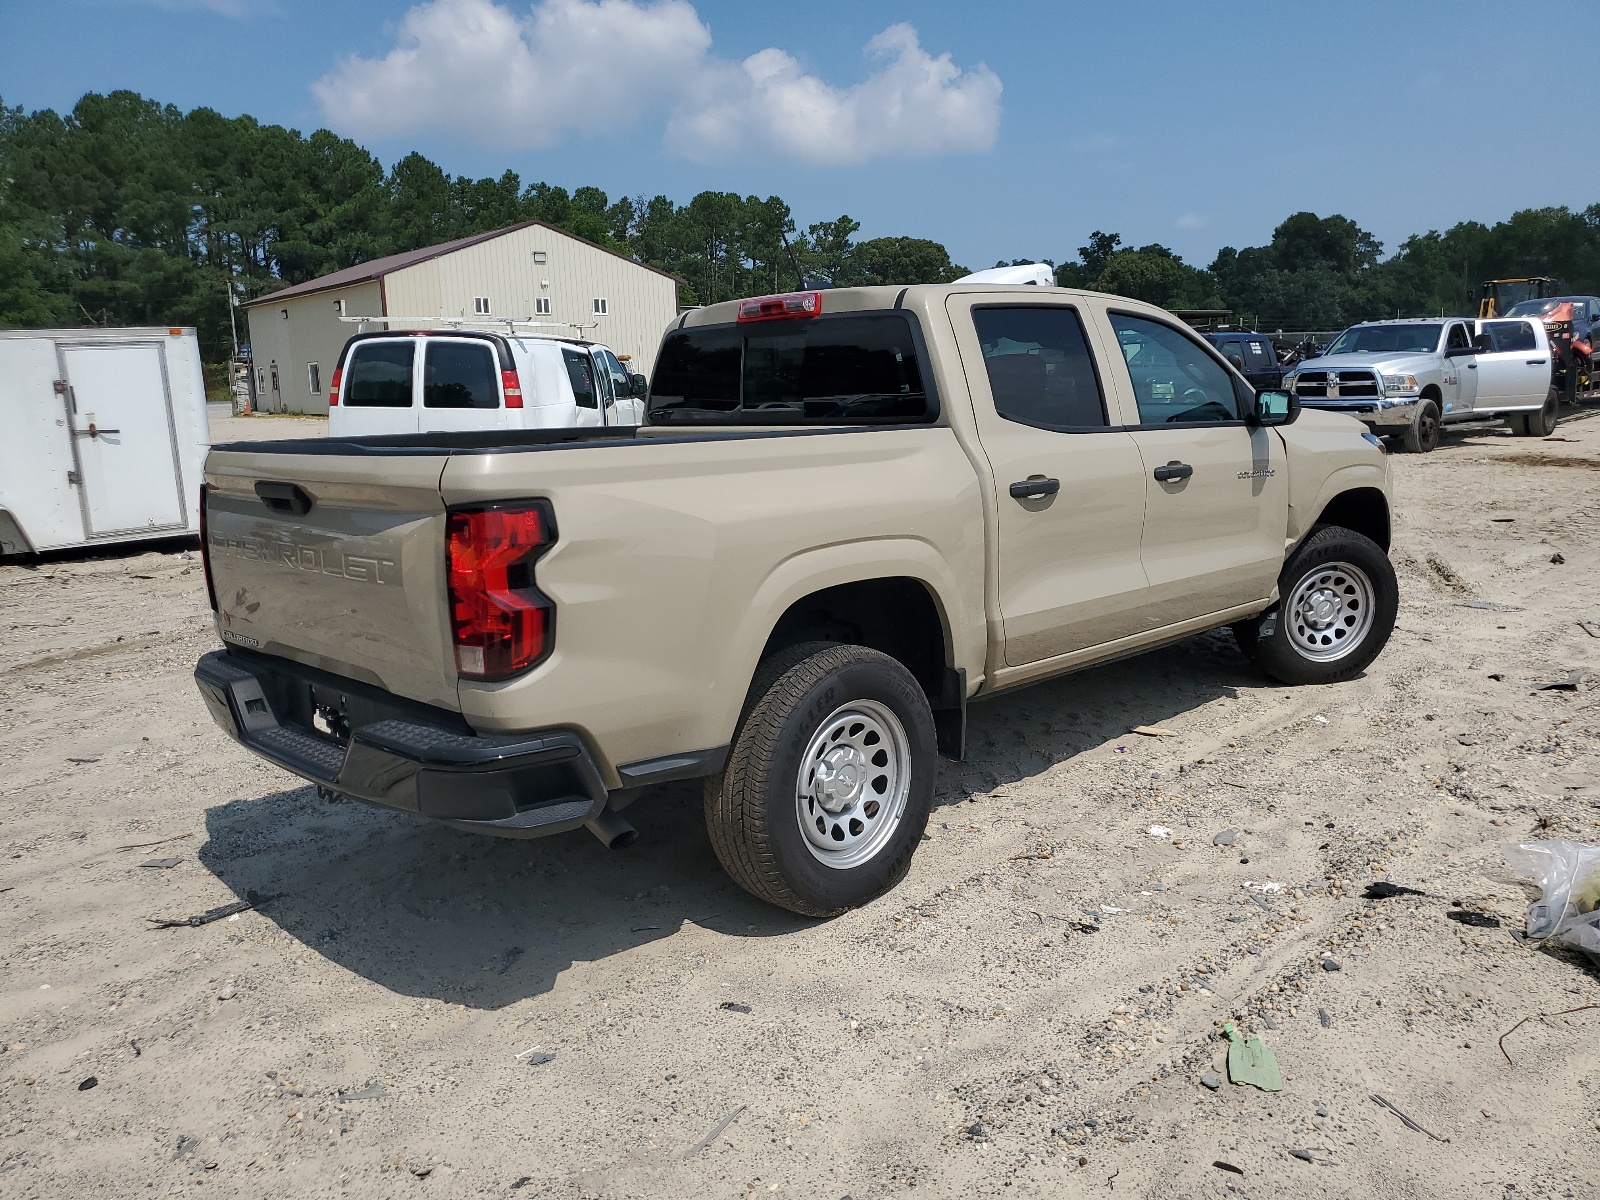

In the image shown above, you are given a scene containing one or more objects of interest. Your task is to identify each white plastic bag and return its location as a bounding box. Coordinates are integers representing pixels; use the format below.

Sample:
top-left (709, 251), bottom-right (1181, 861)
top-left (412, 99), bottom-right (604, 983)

top-left (1502, 840), bottom-right (1600, 960)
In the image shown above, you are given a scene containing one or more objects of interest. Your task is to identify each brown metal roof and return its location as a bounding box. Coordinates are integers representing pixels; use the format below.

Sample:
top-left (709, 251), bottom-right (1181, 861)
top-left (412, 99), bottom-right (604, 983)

top-left (243, 220), bottom-right (679, 307)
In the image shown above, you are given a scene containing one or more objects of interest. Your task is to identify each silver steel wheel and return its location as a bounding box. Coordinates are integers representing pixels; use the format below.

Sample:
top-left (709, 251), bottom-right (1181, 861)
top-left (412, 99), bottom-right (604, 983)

top-left (1286, 561), bottom-right (1375, 663)
top-left (795, 698), bottom-right (911, 870)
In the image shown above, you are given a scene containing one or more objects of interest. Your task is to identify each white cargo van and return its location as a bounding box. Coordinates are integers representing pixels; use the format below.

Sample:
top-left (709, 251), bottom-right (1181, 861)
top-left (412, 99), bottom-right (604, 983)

top-left (326, 330), bottom-right (647, 438)
top-left (0, 326), bottom-right (209, 556)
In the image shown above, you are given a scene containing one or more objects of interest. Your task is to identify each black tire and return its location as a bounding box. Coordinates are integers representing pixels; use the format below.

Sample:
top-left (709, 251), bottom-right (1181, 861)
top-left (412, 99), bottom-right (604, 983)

top-left (1232, 524), bottom-right (1398, 686)
top-left (1402, 399), bottom-right (1441, 453)
top-left (1505, 412), bottom-right (1530, 436)
top-left (704, 644), bottom-right (937, 917)
top-left (1515, 387), bottom-right (1560, 437)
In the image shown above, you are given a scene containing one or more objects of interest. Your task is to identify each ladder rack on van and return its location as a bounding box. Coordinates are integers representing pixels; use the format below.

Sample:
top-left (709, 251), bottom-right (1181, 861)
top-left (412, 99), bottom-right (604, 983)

top-left (338, 315), bottom-right (600, 339)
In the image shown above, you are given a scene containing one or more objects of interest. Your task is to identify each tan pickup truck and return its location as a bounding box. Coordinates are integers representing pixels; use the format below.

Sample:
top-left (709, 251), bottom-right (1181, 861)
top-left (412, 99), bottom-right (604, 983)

top-left (194, 284), bottom-right (1396, 916)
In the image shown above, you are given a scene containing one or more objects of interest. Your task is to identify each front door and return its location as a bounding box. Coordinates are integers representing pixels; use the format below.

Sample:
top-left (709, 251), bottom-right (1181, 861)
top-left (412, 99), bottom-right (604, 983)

top-left (1475, 319), bottom-right (1550, 408)
top-left (62, 342), bottom-right (185, 536)
top-left (949, 298), bottom-right (1150, 666)
top-left (1443, 321), bottom-right (1479, 415)
top-left (1102, 312), bottom-right (1288, 627)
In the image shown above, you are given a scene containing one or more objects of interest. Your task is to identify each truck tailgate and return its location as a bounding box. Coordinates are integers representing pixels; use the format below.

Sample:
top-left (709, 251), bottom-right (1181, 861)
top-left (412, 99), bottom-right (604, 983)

top-left (203, 449), bottom-right (459, 709)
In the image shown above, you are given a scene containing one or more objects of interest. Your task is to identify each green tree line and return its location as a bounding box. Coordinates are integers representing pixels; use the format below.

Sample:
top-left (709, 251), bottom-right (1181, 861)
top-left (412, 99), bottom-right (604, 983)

top-left (0, 91), bottom-right (968, 362)
top-left (6, 91), bottom-right (1600, 363)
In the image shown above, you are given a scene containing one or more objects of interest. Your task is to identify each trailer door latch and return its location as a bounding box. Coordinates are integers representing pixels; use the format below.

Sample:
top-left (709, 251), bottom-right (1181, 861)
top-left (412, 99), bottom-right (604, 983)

top-left (67, 470), bottom-right (81, 485)
top-left (53, 379), bottom-right (68, 394)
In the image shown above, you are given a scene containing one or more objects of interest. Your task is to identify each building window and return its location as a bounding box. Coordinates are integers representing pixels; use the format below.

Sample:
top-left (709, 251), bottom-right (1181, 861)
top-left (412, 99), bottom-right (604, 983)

top-left (473, 296), bottom-right (491, 315)
top-left (333, 298), bottom-right (345, 315)
top-left (593, 298), bottom-right (608, 315)
top-left (532, 251), bottom-right (548, 264)
top-left (280, 309), bottom-right (288, 319)
top-left (308, 363), bottom-right (321, 394)
top-left (535, 297), bottom-right (552, 315)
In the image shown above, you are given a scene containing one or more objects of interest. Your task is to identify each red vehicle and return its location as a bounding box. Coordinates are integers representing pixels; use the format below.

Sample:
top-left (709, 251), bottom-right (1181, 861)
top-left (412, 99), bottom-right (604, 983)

top-left (1505, 296), bottom-right (1600, 402)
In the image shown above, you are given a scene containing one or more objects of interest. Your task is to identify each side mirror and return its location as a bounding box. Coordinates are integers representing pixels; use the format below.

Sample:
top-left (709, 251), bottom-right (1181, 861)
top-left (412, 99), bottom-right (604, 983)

top-left (629, 373), bottom-right (649, 397)
top-left (1254, 390), bottom-right (1299, 427)
top-left (1472, 333), bottom-right (1494, 354)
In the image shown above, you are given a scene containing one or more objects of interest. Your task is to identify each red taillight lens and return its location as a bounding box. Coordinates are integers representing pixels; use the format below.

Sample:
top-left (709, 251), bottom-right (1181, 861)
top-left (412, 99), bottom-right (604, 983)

top-left (198, 483), bottom-right (218, 613)
top-left (328, 366), bottom-right (342, 406)
top-left (446, 503), bottom-right (554, 680)
top-left (501, 368), bottom-right (524, 409)
top-left (737, 291), bottom-right (823, 322)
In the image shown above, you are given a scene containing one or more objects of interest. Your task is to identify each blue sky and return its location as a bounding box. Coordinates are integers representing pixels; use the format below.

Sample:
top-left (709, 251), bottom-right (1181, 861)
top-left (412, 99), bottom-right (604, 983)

top-left (3, 0), bottom-right (1597, 272)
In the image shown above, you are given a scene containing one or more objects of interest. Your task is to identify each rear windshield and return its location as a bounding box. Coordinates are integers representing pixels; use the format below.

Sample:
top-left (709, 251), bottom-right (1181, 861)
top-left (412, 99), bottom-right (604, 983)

top-left (1324, 324), bottom-right (1442, 356)
top-left (1505, 299), bottom-right (1564, 317)
top-left (649, 313), bottom-right (930, 424)
top-left (1480, 320), bottom-right (1538, 352)
top-left (424, 341), bottom-right (499, 409)
top-left (344, 342), bottom-right (414, 408)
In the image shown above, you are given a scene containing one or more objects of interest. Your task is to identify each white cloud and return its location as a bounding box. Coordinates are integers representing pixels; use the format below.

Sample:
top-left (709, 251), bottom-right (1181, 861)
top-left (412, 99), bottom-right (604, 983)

top-left (1175, 212), bottom-right (1209, 230)
top-left (666, 23), bottom-right (1001, 164)
top-left (313, 0), bottom-right (1001, 163)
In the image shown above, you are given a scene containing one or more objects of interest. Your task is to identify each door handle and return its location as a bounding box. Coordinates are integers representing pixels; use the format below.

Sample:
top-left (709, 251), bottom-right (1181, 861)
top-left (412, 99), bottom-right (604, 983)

top-left (1008, 477), bottom-right (1060, 500)
top-left (1466, 364), bottom-right (1477, 369)
top-left (73, 424), bottom-right (121, 439)
top-left (1153, 462), bottom-right (1193, 482)
top-left (1527, 359), bottom-right (1548, 365)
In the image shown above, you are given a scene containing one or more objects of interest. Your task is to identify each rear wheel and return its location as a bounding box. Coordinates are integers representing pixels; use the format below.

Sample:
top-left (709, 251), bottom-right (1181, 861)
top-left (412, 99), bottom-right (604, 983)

top-left (1402, 399), bottom-right (1441, 453)
top-left (1233, 525), bottom-right (1398, 686)
top-left (1515, 386), bottom-right (1560, 437)
top-left (705, 644), bottom-right (936, 917)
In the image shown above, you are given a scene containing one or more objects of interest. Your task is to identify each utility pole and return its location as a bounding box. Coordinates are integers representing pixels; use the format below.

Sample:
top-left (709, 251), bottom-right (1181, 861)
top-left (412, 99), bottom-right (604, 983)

top-left (227, 276), bottom-right (240, 361)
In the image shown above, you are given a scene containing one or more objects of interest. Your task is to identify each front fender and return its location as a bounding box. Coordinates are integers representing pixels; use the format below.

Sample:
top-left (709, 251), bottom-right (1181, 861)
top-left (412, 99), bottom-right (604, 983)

top-left (1287, 462), bottom-right (1391, 550)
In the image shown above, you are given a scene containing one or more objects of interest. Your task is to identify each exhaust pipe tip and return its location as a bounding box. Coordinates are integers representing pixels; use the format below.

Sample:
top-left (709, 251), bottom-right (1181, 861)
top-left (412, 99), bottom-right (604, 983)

top-left (585, 809), bottom-right (637, 850)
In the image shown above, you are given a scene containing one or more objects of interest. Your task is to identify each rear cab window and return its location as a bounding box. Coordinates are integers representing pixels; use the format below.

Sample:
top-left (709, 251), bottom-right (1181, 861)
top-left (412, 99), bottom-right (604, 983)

top-left (972, 306), bottom-right (1107, 430)
top-left (650, 313), bottom-right (932, 424)
top-left (1481, 320), bottom-right (1538, 352)
top-left (343, 341), bottom-right (414, 408)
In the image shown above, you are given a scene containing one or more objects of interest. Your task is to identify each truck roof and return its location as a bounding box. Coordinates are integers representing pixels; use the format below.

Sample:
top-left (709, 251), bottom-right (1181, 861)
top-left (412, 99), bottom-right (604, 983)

top-left (676, 283), bottom-right (1159, 330)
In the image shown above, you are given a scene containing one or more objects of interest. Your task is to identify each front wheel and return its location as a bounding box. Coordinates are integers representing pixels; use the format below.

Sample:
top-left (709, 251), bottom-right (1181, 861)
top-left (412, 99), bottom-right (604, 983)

top-left (1514, 387), bottom-right (1560, 437)
top-left (705, 644), bottom-right (937, 917)
top-left (1233, 525), bottom-right (1398, 686)
top-left (1402, 399), bottom-right (1441, 453)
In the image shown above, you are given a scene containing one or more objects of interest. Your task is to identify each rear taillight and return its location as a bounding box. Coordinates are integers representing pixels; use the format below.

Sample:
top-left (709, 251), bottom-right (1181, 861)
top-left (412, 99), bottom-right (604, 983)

top-left (328, 366), bottom-right (342, 406)
top-left (446, 502), bottom-right (554, 680)
top-left (501, 368), bottom-right (524, 409)
top-left (738, 291), bottom-right (822, 322)
top-left (198, 483), bottom-right (218, 613)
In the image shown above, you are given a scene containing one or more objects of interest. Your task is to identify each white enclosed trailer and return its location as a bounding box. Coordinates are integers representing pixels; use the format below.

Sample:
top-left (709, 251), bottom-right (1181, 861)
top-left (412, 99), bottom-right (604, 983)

top-left (0, 327), bottom-right (209, 556)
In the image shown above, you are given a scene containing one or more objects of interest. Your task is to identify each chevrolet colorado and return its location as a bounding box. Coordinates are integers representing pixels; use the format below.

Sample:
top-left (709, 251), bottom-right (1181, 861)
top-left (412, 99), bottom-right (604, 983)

top-left (194, 284), bottom-right (1397, 916)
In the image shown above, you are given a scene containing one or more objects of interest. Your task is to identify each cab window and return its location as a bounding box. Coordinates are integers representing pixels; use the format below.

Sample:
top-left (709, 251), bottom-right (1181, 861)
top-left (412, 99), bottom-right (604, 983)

top-left (1446, 323), bottom-right (1471, 351)
top-left (971, 306), bottom-right (1107, 430)
top-left (1109, 314), bottom-right (1241, 425)
top-left (563, 347), bottom-right (599, 409)
top-left (603, 349), bottom-right (632, 394)
top-left (343, 342), bottom-right (414, 408)
top-left (1481, 320), bottom-right (1537, 353)
top-left (1243, 339), bottom-right (1274, 369)
top-left (423, 341), bottom-right (499, 409)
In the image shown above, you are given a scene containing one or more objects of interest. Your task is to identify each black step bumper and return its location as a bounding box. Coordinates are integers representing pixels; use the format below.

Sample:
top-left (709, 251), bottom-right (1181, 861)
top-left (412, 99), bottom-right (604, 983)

top-left (194, 649), bottom-right (607, 838)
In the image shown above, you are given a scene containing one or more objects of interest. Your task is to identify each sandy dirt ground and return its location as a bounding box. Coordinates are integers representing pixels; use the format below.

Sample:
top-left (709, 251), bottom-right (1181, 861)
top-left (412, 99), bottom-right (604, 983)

top-left (2, 406), bottom-right (1599, 1199)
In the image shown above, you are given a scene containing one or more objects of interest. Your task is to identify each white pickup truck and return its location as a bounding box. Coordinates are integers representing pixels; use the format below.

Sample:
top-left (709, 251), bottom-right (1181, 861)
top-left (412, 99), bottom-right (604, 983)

top-left (195, 284), bottom-right (1397, 916)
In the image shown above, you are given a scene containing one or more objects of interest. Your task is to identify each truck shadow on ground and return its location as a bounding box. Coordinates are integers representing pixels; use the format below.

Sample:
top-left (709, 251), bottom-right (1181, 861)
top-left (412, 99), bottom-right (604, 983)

top-left (198, 627), bottom-right (1270, 1009)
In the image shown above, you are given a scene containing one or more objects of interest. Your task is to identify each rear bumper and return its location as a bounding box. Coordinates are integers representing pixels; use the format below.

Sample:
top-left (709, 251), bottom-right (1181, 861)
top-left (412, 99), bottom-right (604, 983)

top-left (194, 649), bottom-right (607, 838)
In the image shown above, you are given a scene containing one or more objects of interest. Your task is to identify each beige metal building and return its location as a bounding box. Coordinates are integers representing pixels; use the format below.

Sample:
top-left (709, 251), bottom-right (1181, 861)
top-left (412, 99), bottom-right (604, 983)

top-left (241, 221), bottom-right (681, 414)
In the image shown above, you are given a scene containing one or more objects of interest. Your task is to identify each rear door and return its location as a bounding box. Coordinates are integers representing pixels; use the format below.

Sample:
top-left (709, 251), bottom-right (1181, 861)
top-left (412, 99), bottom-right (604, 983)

top-left (1475, 320), bottom-right (1548, 409)
top-left (340, 339), bottom-right (419, 435)
top-left (421, 337), bottom-right (507, 433)
top-left (1103, 311), bottom-right (1288, 625)
top-left (948, 296), bottom-right (1150, 664)
top-left (61, 341), bottom-right (186, 536)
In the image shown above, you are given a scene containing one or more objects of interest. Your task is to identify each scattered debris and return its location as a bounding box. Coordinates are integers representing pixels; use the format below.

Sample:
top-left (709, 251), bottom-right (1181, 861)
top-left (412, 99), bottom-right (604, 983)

top-left (1243, 881), bottom-right (1286, 894)
top-left (1318, 1008), bottom-right (1333, 1028)
top-left (1010, 848), bottom-right (1054, 862)
top-left (1288, 1147), bottom-right (1314, 1163)
top-left (631, 925), bottom-right (661, 932)
top-left (1212, 829), bottom-right (1238, 847)
top-left (1370, 1094), bottom-right (1448, 1142)
top-left (1199, 1072), bottom-right (1222, 1091)
top-left (1322, 958), bottom-right (1342, 972)
top-left (514, 1046), bottom-right (555, 1065)
top-left (340, 1082), bottom-right (386, 1100)
top-left (139, 857), bottom-right (181, 869)
top-left (1550, 553), bottom-right (1566, 565)
top-left (1113, 745), bottom-right (1128, 754)
top-left (1364, 881), bottom-right (1425, 899)
top-left (1447, 910), bottom-right (1501, 928)
top-left (217, 982), bottom-right (236, 1000)
top-left (409, 1163), bottom-right (433, 1178)
top-left (1212, 1161), bottom-right (1244, 1176)
top-left (965, 1121), bottom-right (991, 1141)
top-left (66, 756), bottom-right (99, 765)
top-left (1262, 1014), bottom-right (1280, 1031)
top-left (1098, 905), bottom-right (1127, 915)
top-left (172, 1135), bottom-right (199, 1161)
top-left (719, 1001), bottom-right (752, 1014)
top-left (1224, 1022), bottom-right (1283, 1092)
top-left (117, 833), bottom-right (192, 852)
top-left (1068, 921), bottom-right (1101, 935)
top-left (1533, 670), bottom-right (1587, 692)
top-left (1579, 622), bottom-right (1600, 639)
top-left (1497, 1004), bottom-right (1600, 1067)
top-left (1457, 600), bottom-right (1525, 612)
top-left (1132, 726), bottom-right (1178, 738)
top-left (1503, 840), bottom-right (1600, 961)
top-left (1146, 825), bottom-right (1172, 839)
top-left (684, 1105), bottom-right (746, 1158)
top-left (1312, 714), bottom-right (1328, 724)
top-left (78, 1076), bottom-right (98, 1091)
top-left (148, 897), bottom-right (256, 929)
